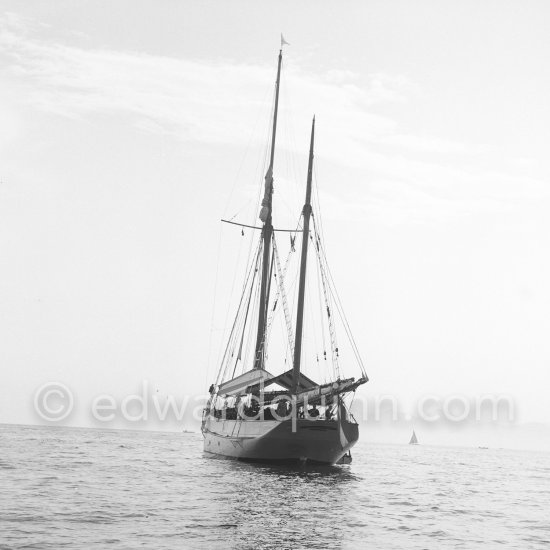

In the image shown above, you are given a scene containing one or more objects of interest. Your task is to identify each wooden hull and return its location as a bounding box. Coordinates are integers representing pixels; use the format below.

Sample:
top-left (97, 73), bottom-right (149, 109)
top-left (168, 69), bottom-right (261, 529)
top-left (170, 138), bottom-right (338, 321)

top-left (202, 416), bottom-right (359, 464)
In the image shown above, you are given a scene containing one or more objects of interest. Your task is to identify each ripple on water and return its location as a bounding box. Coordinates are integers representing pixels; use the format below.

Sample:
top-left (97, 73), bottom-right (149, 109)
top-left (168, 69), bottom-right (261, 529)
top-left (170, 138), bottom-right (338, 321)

top-left (0, 425), bottom-right (549, 550)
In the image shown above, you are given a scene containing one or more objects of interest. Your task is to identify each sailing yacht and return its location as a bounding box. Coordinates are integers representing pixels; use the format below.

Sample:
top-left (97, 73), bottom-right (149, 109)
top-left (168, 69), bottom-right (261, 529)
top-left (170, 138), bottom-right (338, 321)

top-left (409, 430), bottom-right (419, 445)
top-left (201, 46), bottom-right (368, 464)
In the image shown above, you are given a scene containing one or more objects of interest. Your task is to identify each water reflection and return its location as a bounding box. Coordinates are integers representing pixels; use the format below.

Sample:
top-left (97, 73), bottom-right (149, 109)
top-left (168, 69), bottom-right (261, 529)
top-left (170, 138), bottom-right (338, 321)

top-left (233, 459), bottom-right (362, 481)
top-left (207, 458), bottom-right (361, 549)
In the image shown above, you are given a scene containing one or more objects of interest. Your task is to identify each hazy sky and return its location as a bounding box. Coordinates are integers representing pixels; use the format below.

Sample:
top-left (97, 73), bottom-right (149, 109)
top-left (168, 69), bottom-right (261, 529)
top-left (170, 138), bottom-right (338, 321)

top-left (1, 1), bottom-right (550, 434)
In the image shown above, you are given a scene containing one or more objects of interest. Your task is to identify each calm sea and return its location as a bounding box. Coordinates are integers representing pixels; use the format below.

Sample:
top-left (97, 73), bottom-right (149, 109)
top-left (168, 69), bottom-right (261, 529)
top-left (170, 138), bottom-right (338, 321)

top-left (1, 424), bottom-right (549, 549)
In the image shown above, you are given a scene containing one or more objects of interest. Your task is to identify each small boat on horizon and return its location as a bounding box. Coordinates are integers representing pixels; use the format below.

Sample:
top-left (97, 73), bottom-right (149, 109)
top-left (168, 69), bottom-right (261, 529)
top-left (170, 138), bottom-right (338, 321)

top-left (409, 430), bottom-right (419, 445)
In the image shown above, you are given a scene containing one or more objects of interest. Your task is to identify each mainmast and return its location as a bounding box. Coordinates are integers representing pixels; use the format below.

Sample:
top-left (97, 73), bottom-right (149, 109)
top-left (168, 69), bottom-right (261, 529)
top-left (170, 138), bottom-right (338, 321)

top-left (292, 116), bottom-right (315, 393)
top-left (253, 49), bottom-right (283, 370)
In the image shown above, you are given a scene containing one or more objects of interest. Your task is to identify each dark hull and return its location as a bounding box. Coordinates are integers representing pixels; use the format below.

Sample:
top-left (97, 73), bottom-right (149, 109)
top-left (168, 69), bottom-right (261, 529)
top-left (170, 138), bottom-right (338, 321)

top-left (202, 417), bottom-right (359, 465)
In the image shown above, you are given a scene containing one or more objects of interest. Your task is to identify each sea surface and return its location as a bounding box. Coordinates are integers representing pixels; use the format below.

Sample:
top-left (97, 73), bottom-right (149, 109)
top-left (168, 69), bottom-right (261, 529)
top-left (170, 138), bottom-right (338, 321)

top-left (1, 424), bottom-right (549, 549)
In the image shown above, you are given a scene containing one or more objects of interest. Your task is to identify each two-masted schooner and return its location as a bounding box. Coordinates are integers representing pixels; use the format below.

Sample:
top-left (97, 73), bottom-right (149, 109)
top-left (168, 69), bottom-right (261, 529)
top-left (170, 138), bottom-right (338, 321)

top-left (201, 45), bottom-right (368, 464)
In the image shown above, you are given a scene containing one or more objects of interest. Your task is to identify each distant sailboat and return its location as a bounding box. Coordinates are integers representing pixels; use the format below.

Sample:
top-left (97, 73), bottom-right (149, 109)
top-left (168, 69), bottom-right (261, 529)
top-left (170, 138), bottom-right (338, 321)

top-left (409, 430), bottom-right (418, 445)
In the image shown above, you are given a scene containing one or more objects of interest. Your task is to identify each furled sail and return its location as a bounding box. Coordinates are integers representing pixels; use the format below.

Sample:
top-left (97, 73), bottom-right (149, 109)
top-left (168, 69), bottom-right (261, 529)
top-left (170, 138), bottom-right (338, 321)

top-left (246, 376), bottom-right (367, 407)
top-left (218, 369), bottom-right (273, 396)
top-left (294, 377), bottom-right (365, 407)
top-left (259, 166), bottom-right (273, 223)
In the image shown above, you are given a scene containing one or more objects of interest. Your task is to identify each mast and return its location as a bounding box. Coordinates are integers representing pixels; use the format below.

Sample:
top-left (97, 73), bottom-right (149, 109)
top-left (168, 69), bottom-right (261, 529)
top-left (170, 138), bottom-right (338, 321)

top-left (253, 49), bottom-right (283, 370)
top-left (292, 116), bottom-right (315, 393)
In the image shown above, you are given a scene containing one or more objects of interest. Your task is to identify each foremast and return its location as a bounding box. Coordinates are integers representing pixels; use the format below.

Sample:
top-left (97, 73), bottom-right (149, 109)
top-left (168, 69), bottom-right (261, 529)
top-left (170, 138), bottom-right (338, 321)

top-left (253, 49), bottom-right (283, 370)
top-left (292, 117), bottom-right (315, 394)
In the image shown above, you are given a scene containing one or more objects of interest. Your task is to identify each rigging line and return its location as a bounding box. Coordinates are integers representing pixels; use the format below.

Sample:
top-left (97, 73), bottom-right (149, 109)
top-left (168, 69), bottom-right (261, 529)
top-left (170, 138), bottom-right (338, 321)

top-left (305, 259), bottom-right (320, 376)
top-left (231, 246), bottom-right (261, 380)
top-left (233, 229), bottom-right (261, 325)
top-left (232, 239), bottom-right (262, 371)
top-left (279, 68), bottom-right (304, 198)
top-left (312, 165), bottom-right (328, 253)
top-left (233, 112), bottom-right (268, 292)
top-left (226, 198), bottom-right (257, 223)
top-left (313, 225), bottom-right (328, 367)
top-left (218, 264), bottom-right (253, 385)
top-left (275, 85), bottom-right (303, 224)
top-left (243, 84), bottom-right (274, 249)
top-left (312, 213), bottom-right (340, 380)
top-left (312, 165), bottom-right (324, 233)
top-left (215, 238), bottom-right (262, 387)
top-left (250, 261), bottom-right (264, 372)
top-left (266, 215), bottom-right (303, 320)
top-left (265, 213), bottom-right (301, 339)
top-left (270, 234), bottom-right (295, 357)
top-left (214, 229), bottom-right (247, 381)
top-left (205, 222), bottom-right (223, 389)
top-left (243, 275), bottom-right (262, 374)
top-left (261, 246), bottom-right (276, 362)
top-left (325, 261), bottom-right (366, 379)
top-left (278, 311), bottom-right (291, 370)
top-left (314, 240), bottom-right (330, 387)
top-left (309, 178), bottom-right (365, 380)
top-left (316, 233), bottom-right (367, 379)
top-left (240, 105), bottom-right (269, 267)
top-left (222, 81), bottom-right (273, 221)
top-left (242, 106), bottom-right (272, 279)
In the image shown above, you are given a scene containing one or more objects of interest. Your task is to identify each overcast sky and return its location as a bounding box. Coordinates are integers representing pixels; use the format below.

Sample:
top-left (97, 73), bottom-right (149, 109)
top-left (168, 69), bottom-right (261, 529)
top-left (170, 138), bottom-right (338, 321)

top-left (1, 1), bottom-right (550, 437)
